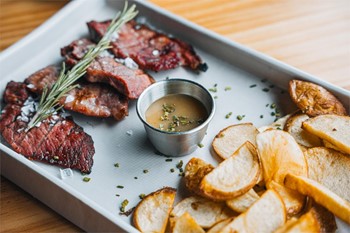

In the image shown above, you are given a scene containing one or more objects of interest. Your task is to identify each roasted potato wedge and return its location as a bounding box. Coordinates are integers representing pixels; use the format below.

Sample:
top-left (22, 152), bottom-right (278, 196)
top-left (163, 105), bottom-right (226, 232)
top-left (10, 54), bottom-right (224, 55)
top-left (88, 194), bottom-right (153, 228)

top-left (302, 114), bottom-right (350, 154)
top-left (200, 142), bottom-right (260, 200)
top-left (267, 180), bottom-right (305, 217)
top-left (275, 203), bottom-right (337, 233)
top-left (133, 187), bottom-right (176, 233)
top-left (288, 79), bottom-right (347, 116)
top-left (220, 190), bottom-right (286, 233)
top-left (225, 188), bottom-right (259, 213)
top-left (212, 123), bottom-right (259, 159)
top-left (184, 157), bottom-right (214, 196)
top-left (284, 112), bottom-right (322, 147)
top-left (170, 212), bottom-right (205, 233)
top-left (170, 196), bottom-right (233, 229)
top-left (305, 147), bottom-right (350, 202)
top-left (256, 129), bottom-right (308, 185)
top-left (284, 173), bottom-right (350, 224)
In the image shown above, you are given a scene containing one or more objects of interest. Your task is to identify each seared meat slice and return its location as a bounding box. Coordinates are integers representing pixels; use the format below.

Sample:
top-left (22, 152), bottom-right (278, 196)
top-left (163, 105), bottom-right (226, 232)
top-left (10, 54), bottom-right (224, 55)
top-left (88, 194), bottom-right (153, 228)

top-left (61, 40), bottom-right (155, 99)
top-left (25, 65), bottom-right (128, 120)
top-left (0, 81), bottom-right (95, 173)
top-left (87, 20), bottom-right (207, 72)
top-left (60, 38), bottom-right (96, 67)
top-left (60, 83), bottom-right (128, 120)
top-left (25, 66), bottom-right (59, 93)
top-left (86, 57), bottom-right (155, 99)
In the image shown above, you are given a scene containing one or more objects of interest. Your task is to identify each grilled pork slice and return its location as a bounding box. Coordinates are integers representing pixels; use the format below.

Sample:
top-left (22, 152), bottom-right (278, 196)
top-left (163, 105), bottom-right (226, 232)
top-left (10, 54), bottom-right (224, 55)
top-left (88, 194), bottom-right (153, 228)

top-left (86, 57), bottom-right (154, 99)
top-left (87, 20), bottom-right (207, 72)
top-left (25, 65), bottom-right (128, 120)
top-left (0, 81), bottom-right (95, 173)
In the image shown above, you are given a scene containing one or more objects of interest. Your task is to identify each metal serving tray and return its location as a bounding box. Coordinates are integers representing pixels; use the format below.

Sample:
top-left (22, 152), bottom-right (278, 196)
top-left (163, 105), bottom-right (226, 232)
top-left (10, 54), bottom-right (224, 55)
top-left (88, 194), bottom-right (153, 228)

top-left (1, 0), bottom-right (349, 232)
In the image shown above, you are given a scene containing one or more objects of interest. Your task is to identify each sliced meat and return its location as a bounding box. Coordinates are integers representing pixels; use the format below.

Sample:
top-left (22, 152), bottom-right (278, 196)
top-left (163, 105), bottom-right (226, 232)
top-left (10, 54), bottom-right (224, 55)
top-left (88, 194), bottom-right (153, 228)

top-left (25, 65), bottom-right (128, 120)
top-left (4, 81), bottom-right (29, 105)
top-left (60, 83), bottom-right (128, 120)
top-left (0, 81), bottom-right (95, 173)
top-left (61, 38), bottom-right (96, 67)
top-left (25, 65), bottom-right (60, 93)
top-left (87, 20), bottom-right (207, 72)
top-left (86, 56), bottom-right (154, 99)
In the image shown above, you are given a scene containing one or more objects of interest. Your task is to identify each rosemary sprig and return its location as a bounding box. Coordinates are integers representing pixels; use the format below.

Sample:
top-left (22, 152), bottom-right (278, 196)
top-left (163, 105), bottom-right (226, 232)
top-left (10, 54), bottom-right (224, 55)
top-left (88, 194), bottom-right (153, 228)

top-left (27, 2), bottom-right (138, 131)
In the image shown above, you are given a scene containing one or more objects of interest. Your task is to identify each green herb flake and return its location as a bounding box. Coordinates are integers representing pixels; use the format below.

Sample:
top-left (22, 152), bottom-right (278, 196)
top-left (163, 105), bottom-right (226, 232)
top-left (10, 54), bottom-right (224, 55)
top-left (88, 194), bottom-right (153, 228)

top-left (114, 163), bottom-right (120, 168)
top-left (115, 194), bottom-right (120, 197)
top-left (236, 115), bottom-right (245, 121)
top-left (82, 177), bottom-right (91, 182)
top-left (117, 185), bottom-right (124, 189)
top-left (270, 103), bottom-right (276, 109)
top-left (224, 86), bottom-right (231, 91)
top-left (225, 112), bottom-right (232, 119)
top-left (260, 115), bottom-right (264, 119)
top-left (134, 177), bottom-right (138, 179)
top-left (170, 168), bottom-right (175, 173)
top-left (165, 158), bottom-right (173, 162)
top-left (178, 172), bottom-right (184, 177)
top-left (176, 160), bottom-right (183, 169)
top-left (261, 79), bottom-right (267, 83)
top-left (249, 84), bottom-right (257, 88)
top-left (208, 87), bottom-right (217, 93)
top-left (262, 88), bottom-right (270, 92)
top-left (143, 169), bottom-right (149, 174)
top-left (139, 194), bottom-right (146, 199)
top-left (120, 199), bottom-right (129, 212)
top-left (198, 143), bottom-right (204, 148)
top-left (214, 96), bottom-right (218, 99)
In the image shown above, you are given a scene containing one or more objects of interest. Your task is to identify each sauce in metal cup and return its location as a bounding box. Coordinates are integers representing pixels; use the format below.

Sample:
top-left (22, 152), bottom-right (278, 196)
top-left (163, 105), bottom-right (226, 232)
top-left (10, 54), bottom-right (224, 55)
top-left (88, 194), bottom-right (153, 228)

top-left (137, 79), bottom-right (215, 156)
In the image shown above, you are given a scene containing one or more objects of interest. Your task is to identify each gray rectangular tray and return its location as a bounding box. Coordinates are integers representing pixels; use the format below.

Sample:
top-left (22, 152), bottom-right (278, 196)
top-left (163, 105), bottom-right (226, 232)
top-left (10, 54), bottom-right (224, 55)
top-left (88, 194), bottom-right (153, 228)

top-left (1, 0), bottom-right (349, 232)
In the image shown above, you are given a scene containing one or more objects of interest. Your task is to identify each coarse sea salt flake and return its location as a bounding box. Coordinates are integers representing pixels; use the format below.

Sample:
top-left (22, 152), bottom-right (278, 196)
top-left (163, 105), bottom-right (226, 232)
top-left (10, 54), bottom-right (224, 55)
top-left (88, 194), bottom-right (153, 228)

top-left (65, 94), bottom-right (75, 104)
top-left (26, 84), bottom-right (35, 89)
top-left (126, 130), bottom-right (133, 136)
top-left (124, 57), bottom-right (138, 69)
top-left (60, 168), bottom-right (73, 179)
top-left (152, 50), bottom-right (160, 56)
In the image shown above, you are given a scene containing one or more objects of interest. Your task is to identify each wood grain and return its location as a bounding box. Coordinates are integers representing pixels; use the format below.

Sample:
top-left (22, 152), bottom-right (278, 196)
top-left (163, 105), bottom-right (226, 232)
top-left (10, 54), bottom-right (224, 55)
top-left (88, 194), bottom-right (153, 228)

top-left (1, 0), bottom-right (349, 232)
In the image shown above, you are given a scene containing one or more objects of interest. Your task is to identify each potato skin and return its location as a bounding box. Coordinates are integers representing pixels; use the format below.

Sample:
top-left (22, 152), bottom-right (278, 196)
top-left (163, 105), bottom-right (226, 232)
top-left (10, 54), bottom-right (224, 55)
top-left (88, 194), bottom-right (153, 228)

top-left (289, 80), bottom-right (347, 117)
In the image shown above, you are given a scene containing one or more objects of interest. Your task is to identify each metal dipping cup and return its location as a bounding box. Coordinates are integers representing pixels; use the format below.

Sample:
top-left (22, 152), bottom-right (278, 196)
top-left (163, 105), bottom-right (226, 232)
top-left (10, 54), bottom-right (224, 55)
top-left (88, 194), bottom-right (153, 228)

top-left (137, 79), bottom-right (216, 157)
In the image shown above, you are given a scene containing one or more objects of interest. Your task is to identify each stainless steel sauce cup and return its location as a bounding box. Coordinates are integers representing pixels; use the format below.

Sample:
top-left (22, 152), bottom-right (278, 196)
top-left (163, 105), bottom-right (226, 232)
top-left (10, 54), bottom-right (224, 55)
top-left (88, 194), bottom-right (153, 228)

top-left (137, 79), bottom-right (215, 156)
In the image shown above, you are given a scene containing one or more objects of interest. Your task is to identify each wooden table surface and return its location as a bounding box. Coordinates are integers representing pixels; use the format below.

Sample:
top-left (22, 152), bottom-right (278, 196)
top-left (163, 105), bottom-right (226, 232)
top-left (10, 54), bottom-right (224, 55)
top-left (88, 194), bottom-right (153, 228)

top-left (1, 0), bottom-right (349, 232)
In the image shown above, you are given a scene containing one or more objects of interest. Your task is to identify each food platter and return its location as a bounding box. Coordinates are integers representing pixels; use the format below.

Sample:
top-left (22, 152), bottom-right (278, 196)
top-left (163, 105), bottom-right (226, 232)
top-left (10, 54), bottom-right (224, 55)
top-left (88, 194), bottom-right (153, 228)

top-left (1, 0), bottom-right (349, 232)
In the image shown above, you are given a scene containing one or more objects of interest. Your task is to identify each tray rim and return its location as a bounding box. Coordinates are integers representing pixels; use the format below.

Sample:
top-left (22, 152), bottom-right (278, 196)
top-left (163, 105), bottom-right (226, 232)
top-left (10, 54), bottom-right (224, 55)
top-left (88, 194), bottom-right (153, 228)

top-left (1, 0), bottom-right (349, 232)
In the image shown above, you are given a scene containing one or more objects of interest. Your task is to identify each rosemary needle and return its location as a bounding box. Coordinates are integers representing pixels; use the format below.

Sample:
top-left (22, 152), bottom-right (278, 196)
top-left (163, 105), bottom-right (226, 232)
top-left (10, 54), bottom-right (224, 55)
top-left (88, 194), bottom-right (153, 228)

top-left (27, 2), bottom-right (138, 131)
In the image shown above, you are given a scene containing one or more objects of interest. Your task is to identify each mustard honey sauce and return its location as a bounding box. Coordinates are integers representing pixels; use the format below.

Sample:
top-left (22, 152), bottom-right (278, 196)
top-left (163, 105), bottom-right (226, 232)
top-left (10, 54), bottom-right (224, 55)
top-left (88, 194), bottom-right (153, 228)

top-left (145, 94), bottom-right (208, 132)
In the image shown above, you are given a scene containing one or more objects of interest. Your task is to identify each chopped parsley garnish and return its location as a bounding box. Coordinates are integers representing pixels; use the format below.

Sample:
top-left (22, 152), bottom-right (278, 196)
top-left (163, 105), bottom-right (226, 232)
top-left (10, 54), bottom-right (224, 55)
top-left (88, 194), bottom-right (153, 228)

top-left (225, 112), bottom-right (232, 119)
top-left (82, 177), bottom-right (91, 182)
top-left (120, 199), bottom-right (129, 212)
